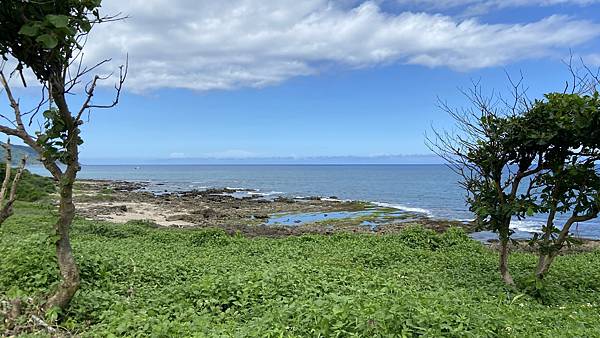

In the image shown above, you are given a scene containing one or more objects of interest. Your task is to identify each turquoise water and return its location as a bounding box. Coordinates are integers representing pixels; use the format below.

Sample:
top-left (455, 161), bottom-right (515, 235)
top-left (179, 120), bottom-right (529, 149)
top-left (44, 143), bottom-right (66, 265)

top-left (28, 164), bottom-right (600, 239)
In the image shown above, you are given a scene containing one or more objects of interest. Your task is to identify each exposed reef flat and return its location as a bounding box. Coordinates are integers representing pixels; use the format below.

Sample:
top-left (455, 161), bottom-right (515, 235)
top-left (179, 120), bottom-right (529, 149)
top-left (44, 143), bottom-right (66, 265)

top-left (73, 179), bottom-right (469, 237)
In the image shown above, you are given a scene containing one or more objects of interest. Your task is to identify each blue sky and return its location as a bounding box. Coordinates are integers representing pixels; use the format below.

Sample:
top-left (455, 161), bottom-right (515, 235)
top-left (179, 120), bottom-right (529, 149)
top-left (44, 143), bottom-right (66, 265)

top-left (4, 0), bottom-right (600, 164)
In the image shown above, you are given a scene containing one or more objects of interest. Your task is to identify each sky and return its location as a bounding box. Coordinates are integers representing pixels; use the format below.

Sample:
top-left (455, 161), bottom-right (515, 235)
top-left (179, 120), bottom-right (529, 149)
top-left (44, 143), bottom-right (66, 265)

top-left (3, 0), bottom-right (600, 164)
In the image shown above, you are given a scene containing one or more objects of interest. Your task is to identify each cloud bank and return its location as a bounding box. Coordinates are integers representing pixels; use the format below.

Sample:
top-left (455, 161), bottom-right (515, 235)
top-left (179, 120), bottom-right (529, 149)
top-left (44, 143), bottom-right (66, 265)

top-left (83, 0), bottom-right (600, 91)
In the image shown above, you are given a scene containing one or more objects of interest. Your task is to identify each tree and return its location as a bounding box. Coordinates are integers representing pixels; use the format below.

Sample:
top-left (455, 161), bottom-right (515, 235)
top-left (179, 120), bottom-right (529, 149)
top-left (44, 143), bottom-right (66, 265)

top-left (0, 0), bottom-right (126, 311)
top-left (0, 139), bottom-right (27, 225)
top-left (428, 66), bottom-right (600, 286)
top-left (427, 78), bottom-right (540, 285)
top-left (516, 92), bottom-right (600, 279)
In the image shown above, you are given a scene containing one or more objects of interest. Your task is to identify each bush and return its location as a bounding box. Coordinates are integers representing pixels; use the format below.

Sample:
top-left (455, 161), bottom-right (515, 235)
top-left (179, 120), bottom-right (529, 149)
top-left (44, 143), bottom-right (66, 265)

top-left (189, 228), bottom-right (231, 246)
top-left (397, 225), bottom-right (441, 250)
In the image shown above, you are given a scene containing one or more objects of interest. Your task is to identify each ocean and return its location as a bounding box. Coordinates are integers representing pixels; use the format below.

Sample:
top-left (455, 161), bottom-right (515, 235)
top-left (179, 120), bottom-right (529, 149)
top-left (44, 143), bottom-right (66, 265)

top-left (28, 164), bottom-right (600, 240)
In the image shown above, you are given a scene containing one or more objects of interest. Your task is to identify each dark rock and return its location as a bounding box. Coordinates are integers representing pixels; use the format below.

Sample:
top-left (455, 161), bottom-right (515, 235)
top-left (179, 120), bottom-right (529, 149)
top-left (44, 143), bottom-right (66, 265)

top-left (191, 207), bottom-right (220, 219)
top-left (274, 196), bottom-right (295, 203)
top-left (166, 214), bottom-right (188, 221)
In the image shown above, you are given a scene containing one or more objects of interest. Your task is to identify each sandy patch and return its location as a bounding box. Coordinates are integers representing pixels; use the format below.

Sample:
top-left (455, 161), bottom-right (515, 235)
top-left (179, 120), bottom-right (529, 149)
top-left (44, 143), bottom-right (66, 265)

top-left (77, 202), bottom-right (196, 227)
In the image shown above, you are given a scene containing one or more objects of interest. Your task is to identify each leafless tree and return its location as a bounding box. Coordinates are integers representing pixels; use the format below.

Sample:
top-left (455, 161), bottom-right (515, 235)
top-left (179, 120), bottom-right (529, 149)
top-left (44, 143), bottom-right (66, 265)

top-left (0, 139), bottom-right (26, 225)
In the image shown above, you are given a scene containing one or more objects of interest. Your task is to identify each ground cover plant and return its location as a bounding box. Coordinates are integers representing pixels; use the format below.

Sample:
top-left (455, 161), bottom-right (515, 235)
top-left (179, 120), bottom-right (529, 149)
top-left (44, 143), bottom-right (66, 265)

top-left (1, 202), bottom-right (600, 337)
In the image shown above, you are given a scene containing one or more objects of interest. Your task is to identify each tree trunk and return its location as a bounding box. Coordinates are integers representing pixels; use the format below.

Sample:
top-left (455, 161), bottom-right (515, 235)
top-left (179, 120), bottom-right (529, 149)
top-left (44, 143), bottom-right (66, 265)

top-left (535, 254), bottom-right (555, 279)
top-left (45, 174), bottom-right (80, 310)
top-left (44, 90), bottom-right (81, 311)
top-left (0, 201), bottom-right (14, 224)
top-left (499, 237), bottom-right (515, 286)
top-left (534, 213), bottom-right (594, 281)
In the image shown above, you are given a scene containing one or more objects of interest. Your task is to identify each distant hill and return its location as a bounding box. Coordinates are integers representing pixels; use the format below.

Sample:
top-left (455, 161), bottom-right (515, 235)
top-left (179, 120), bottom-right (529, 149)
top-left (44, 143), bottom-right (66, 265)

top-left (0, 142), bottom-right (40, 165)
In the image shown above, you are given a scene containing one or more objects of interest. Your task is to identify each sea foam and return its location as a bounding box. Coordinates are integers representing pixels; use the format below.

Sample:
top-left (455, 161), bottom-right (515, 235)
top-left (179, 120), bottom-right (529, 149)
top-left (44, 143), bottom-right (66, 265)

top-left (371, 201), bottom-right (433, 217)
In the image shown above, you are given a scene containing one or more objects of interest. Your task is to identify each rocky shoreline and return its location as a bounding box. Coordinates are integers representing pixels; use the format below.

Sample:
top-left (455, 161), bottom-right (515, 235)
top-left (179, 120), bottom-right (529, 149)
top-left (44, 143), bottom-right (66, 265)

top-left (69, 179), bottom-right (600, 254)
top-left (73, 179), bottom-right (469, 237)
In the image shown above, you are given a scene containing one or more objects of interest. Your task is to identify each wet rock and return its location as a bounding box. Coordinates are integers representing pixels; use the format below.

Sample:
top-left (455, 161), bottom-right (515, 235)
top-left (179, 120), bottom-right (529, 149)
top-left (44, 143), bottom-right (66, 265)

top-left (274, 196), bottom-right (295, 203)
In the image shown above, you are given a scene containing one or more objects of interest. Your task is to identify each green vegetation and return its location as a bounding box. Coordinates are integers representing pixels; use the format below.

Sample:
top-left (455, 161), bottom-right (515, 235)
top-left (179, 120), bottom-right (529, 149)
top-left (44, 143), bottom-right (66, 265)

top-left (430, 77), bottom-right (600, 285)
top-left (2, 203), bottom-right (599, 337)
top-left (0, 168), bottom-right (55, 202)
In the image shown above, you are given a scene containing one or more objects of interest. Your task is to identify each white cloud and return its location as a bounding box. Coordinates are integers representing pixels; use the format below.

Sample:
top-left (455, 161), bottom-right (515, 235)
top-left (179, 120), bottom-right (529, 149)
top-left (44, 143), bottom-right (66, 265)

top-left (169, 152), bottom-right (187, 158)
top-left (201, 150), bottom-right (260, 159)
top-left (80, 0), bottom-right (600, 91)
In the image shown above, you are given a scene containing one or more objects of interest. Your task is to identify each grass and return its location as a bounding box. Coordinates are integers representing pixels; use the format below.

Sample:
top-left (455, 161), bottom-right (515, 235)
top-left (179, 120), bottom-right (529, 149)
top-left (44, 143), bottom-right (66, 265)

top-left (1, 202), bottom-right (600, 337)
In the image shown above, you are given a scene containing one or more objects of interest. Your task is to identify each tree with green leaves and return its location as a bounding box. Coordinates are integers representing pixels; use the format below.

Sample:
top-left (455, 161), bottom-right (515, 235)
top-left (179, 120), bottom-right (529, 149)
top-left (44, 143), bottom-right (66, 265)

top-left (515, 92), bottom-right (600, 279)
top-left (429, 67), bottom-right (600, 285)
top-left (0, 0), bottom-right (126, 311)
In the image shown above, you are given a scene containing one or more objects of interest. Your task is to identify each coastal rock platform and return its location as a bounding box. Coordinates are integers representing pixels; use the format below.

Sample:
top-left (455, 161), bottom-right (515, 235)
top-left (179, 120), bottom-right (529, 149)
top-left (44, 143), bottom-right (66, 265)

top-left (73, 179), bottom-right (467, 237)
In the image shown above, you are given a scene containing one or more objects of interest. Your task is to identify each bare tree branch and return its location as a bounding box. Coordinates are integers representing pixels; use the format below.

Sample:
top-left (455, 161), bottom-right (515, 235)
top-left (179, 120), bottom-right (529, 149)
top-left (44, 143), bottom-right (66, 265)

top-left (75, 55), bottom-right (128, 122)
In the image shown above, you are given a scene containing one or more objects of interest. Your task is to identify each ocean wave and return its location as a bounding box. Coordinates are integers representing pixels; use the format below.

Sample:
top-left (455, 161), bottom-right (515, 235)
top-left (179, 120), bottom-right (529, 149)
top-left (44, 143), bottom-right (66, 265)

top-left (248, 191), bottom-right (284, 196)
top-left (225, 186), bottom-right (258, 191)
top-left (371, 202), bottom-right (433, 217)
top-left (321, 197), bottom-right (350, 202)
top-left (509, 220), bottom-right (544, 234)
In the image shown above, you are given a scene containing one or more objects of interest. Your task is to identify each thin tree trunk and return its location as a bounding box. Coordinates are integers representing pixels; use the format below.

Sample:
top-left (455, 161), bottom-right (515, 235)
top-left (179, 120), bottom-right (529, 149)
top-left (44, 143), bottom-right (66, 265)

top-left (535, 254), bottom-right (555, 279)
top-left (45, 174), bottom-right (79, 309)
top-left (499, 237), bottom-right (515, 286)
top-left (45, 172), bottom-right (80, 310)
top-left (535, 213), bottom-right (595, 280)
top-left (45, 91), bottom-right (81, 310)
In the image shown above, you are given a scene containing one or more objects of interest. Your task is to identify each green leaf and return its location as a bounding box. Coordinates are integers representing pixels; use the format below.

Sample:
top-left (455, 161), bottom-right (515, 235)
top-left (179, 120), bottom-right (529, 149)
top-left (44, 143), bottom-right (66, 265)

top-left (80, 19), bottom-right (92, 32)
top-left (18, 24), bottom-right (39, 37)
top-left (526, 206), bottom-right (535, 217)
top-left (36, 34), bottom-right (58, 49)
top-left (47, 14), bottom-right (69, 28)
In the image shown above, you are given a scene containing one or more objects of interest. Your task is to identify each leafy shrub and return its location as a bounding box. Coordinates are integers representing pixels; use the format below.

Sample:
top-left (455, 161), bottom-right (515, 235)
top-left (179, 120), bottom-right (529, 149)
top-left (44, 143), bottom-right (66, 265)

top-left (439, 227), bottom-right (472, 247)
top-left (189, 228), bottom-right (230, 246)
top-left (84, 222), bottom-right (131, 239)
top-left (397, 225), bottom-right (441, 250)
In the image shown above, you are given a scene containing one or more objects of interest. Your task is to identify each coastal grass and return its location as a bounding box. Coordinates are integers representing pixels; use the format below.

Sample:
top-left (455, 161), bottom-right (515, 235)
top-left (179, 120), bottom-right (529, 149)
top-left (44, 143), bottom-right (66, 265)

top-left (1, 203), bottom-right (600, 337)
